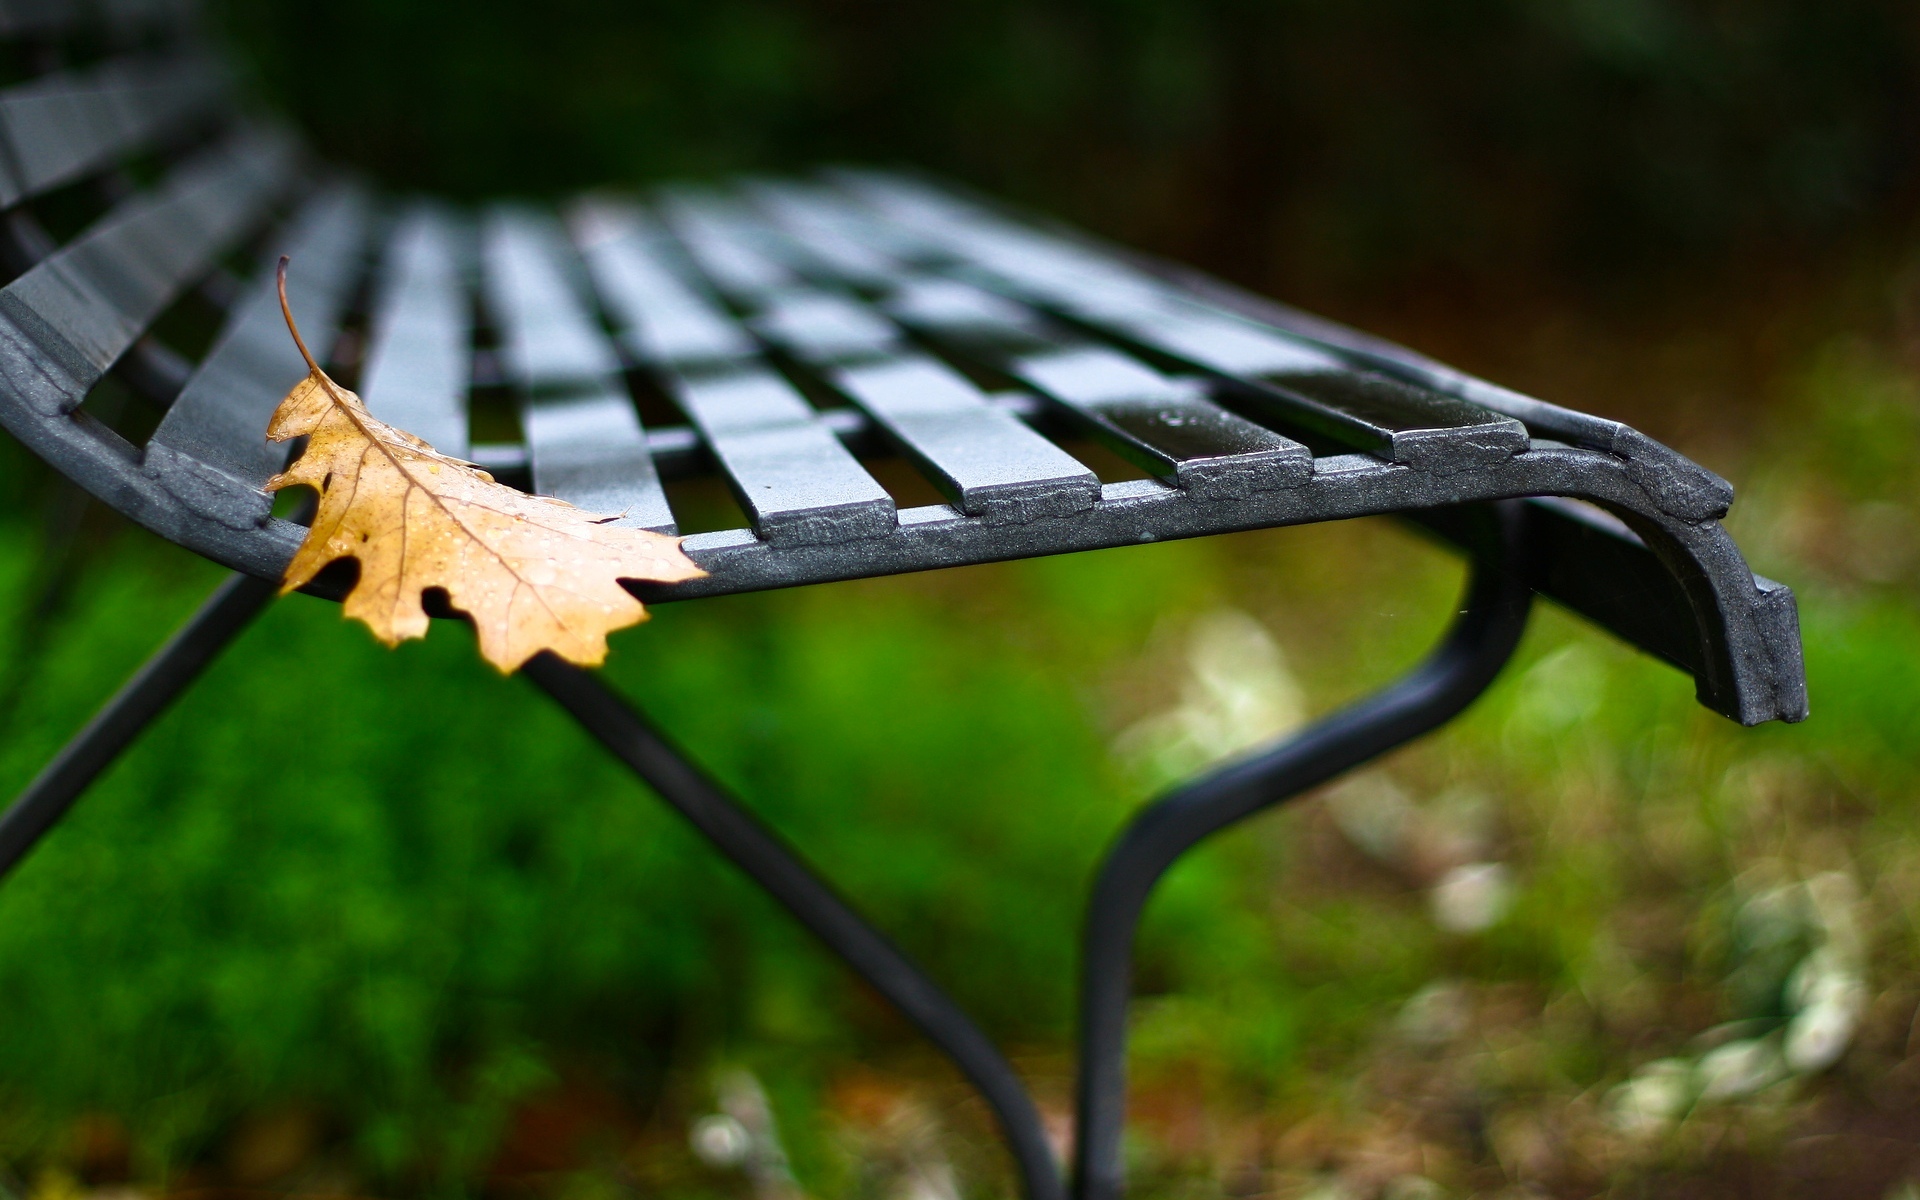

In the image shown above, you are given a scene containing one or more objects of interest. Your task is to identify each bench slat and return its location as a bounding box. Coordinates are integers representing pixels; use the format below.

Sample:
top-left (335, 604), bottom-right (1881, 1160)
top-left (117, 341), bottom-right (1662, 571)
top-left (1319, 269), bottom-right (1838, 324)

top-left (0, 127), bottom-right (292, 400)
top-left (1224, 367), bottom-right (1531, 471)
top-left (1010, 346), bottom-right (1312, 499)
top-left (1062, 297), bottom-right (1536, 471)
top-left (144, 183), bottom-right (368, 510)
top-left (655, 205), bottom-right (1111, 521)
top-left (482, 206), bottom-right (673, 532)
top-left (881, 276), bottom-right (1048, 339)
top-left (571, 201), bottom-right (756, 368)
top-left (647, 196), bottom-right (911, 369)
top-left (517, 385), bottom-right (675, 532)
top-left (482, 208), bottom-right (621, 387)
top-left (659, 191), bottom-right (798, 298)
top-left (743, 179), bottom-right (904, 285)
top-left (359, 206), bottom-right (470, 458)
top-left (739, 183), bottom-right (1524, 475)
top-left (832, 354), bottom-right (1098, 525)
top-left (148, 184), bottom-right (370, 484)
top-left (748, 290), bottom-right (901, 364)
top-left (878, 276), bottom-right (1312, 498)
top-left (829, 172), bottom-right (1534, 470)
top-left (0, 50), bottom-right (226, 207)
top-left (671, 366), bottom-right (895, 545)
top-left (1094, 302), bottom-right (1336, 375)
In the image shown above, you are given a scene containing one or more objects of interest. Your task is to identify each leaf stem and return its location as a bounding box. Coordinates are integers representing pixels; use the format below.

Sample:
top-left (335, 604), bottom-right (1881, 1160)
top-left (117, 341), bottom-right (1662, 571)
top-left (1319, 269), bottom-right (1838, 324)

top-left (276, 256), bottom-right (321, 376)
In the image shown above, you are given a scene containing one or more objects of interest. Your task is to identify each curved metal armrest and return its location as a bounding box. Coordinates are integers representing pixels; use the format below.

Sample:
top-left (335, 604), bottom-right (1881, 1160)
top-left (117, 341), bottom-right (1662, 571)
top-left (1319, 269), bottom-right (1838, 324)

top-left (1411, 492), bottom-right (1804, 726)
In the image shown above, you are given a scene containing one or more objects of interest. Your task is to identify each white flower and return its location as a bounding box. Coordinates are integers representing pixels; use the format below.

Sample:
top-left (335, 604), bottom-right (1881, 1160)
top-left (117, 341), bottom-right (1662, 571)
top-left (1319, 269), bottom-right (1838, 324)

top-left (1429, 862), bottom-right (1514, 934)
top-left (1395, 979), bottom-right (1473, 1048)
top-left (1326, 772), bottom-right (1416, 865)
top-left (691, 1114), bottom-right (752, 1167)
top-left (1115, 609), bottom-right (1304, 786)
top-left (1784, 967), bottom-right (1868, 1074)
top-left (1696, 1037), bottom-right (1786, 1101)
top-left (1382, 1175), bottom-right (1446, 1200)
top-left (1607, 1059), bottom-right (1695, 1137)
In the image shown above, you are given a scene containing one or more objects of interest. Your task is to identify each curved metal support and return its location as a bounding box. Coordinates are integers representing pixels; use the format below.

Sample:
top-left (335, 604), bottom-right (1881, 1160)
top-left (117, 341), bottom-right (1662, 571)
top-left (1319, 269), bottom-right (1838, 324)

top-left (1070, 501), bottom-right (1536, 1200)
top-left (0, 570), bottom-right (278, 879)
top-left (522, 654), bottom-right (1067, 1200)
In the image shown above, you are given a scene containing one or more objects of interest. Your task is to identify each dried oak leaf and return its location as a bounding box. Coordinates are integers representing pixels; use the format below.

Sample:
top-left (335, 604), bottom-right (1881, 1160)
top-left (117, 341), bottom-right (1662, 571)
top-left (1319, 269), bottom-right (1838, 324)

top-left (264, 258), bottom-right (704, 671)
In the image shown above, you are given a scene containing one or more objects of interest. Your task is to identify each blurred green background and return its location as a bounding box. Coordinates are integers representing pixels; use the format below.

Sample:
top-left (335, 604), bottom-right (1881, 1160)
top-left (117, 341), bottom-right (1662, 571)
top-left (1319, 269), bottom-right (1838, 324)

top-left (215, 0), bottom-right (1918, 303)
top-left (2, 1), bottom-right (1920, 1198)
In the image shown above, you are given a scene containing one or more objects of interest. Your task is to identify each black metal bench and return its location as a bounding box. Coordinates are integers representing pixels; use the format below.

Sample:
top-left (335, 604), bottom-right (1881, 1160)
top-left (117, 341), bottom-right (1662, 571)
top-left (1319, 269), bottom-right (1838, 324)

top-left (0, 3), bottom-right (1806, 1198)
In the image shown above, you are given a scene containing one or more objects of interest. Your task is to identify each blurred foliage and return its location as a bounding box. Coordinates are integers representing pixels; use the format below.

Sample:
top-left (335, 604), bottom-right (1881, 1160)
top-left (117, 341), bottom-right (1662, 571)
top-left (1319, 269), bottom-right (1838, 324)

top-left (213, 0), bottom-right (1920, 297)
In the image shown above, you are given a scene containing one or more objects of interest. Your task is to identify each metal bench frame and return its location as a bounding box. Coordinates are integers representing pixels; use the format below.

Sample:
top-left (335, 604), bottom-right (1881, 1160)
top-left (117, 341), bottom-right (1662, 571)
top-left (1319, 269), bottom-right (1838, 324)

top-left (0, 5), bottom-right (1805, 1199)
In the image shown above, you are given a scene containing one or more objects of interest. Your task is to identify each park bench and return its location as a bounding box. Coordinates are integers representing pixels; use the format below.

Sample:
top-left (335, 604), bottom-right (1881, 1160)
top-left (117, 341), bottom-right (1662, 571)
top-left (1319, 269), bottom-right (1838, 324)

top-left (0, 3), bottom-right (1806, 1198)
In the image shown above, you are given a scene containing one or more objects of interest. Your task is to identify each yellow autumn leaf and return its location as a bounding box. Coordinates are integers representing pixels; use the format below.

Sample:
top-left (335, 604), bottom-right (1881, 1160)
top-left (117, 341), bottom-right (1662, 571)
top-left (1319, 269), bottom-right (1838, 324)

top-left (263, 258), bottom-right (705, 672)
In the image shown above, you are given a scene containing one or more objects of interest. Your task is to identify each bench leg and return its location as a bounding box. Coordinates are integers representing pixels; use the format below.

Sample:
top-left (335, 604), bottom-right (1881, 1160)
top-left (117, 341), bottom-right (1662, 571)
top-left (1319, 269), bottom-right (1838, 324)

top-left (1070, 501), bottom-right (1535, 1200)
top-left (0, 570), bottom-right (278, 880)
top-left (523, 652), bottom-right (1068, 1200)
top-left (531, 503), bottom-right (1532, 1200)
